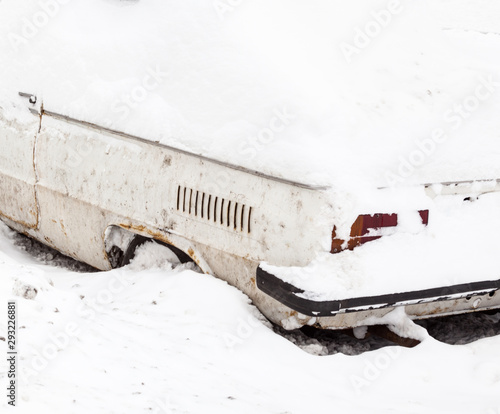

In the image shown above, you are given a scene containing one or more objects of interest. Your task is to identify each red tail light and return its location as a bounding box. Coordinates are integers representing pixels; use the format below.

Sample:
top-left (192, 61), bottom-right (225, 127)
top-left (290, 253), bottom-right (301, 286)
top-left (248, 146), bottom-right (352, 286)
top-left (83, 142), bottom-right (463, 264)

top-left (331, 210), bottom-right (429, 253)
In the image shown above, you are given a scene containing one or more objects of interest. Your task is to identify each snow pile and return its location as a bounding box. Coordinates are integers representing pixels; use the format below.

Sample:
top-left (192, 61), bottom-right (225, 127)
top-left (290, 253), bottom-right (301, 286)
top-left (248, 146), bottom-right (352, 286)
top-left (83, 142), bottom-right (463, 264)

top-left (1, 222), bottom-right (500, 413)
top-left (1, 0), bottom-right (500, 191)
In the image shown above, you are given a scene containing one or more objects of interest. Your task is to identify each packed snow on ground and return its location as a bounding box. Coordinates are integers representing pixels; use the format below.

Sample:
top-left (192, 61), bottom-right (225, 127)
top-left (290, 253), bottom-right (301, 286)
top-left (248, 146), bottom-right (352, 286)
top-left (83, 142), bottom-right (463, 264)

top-left (0, 223), bottom-right (500, 414)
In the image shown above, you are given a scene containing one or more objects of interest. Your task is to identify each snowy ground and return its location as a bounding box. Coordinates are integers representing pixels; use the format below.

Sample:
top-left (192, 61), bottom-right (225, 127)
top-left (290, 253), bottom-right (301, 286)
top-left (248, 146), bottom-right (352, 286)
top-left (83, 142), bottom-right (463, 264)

top-left (1, 1), bottom-right (500, 412)
top-left (1, 223), bottom-right (499, 414)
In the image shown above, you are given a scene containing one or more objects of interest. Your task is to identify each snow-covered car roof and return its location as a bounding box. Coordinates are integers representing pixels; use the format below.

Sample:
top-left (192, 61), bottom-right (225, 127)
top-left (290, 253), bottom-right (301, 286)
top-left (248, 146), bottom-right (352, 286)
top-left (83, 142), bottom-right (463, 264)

top-left (1, 0), bottom-right (500, 192)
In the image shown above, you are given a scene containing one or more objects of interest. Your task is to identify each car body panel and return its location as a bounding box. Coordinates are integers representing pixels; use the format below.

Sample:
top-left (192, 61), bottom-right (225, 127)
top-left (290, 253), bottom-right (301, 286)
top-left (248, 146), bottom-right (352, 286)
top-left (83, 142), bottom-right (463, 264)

top-left (0, 106), bottom-right (39, 228)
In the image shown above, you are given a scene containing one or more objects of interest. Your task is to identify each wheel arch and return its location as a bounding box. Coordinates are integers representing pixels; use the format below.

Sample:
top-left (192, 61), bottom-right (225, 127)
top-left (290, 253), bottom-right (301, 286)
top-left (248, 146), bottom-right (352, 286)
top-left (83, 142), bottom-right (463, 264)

top-left (103, 223), bottom-right (213, 274)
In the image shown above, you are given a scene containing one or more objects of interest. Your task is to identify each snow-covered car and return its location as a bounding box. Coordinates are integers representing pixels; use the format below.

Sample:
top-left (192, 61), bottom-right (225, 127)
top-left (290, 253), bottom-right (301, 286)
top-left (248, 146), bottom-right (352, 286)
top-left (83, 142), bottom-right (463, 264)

top-left (2, 1), bottom-right (500, 334)
top-left (1, 92), bottom-right (500, 333)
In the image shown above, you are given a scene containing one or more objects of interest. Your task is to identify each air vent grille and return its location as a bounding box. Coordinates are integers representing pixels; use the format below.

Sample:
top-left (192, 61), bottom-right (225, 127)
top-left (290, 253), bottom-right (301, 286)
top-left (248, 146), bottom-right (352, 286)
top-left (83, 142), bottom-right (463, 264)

top-left (176, 185), bottom-right (252, 233)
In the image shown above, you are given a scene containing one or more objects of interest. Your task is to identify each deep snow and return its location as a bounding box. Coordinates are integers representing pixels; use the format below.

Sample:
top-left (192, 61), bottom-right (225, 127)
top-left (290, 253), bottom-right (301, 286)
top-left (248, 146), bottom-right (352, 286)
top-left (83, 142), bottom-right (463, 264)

top-left (1, 222), bottom-right (500, 413)
top-left (1, 0), bottom-right (500, 190)
top-left (1, 1), bottom-right (500, 412)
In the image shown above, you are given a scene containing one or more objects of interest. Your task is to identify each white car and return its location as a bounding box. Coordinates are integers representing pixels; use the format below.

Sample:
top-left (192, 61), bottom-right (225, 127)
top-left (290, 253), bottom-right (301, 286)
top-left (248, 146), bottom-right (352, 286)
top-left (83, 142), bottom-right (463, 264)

top-left (1, 92), bottom-right (499, 333)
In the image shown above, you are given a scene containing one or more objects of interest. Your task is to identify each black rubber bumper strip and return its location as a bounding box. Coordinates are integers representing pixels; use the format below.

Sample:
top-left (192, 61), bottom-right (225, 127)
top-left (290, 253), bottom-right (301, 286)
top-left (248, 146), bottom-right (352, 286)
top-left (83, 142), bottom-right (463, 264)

top-left (256, 266), bottom-right (500, 317)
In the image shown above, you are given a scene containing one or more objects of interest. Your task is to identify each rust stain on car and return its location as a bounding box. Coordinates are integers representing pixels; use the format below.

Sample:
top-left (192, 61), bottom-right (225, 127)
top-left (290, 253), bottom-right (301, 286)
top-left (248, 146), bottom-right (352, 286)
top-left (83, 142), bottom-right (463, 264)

top-left (119, 223), bottom-right (168, 242)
